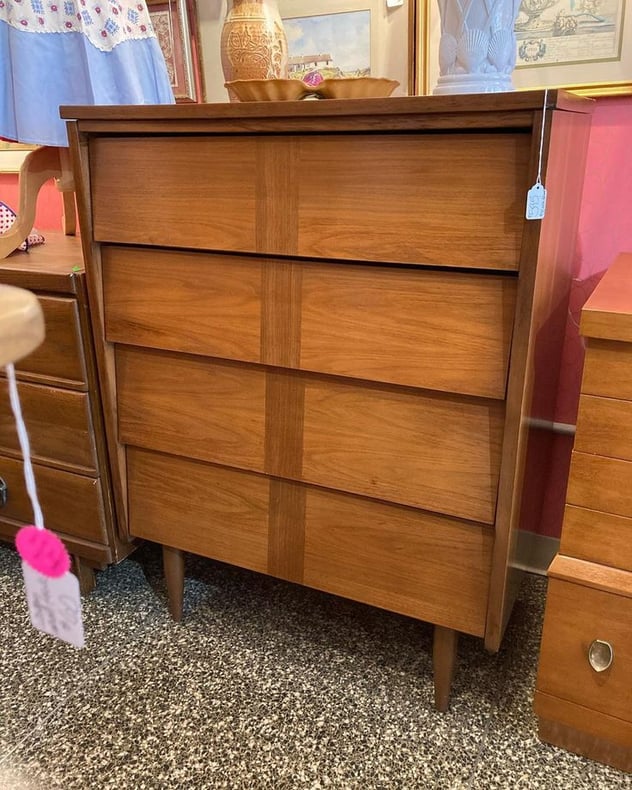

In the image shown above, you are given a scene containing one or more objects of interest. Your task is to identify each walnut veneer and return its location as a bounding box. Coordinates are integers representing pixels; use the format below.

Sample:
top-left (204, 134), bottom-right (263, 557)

top-left (62, 91), bottom-right (593, 707)
top-left (0, 234), bottom-right (133, 591)
top-left (535, 253), bottom-right (632, 772)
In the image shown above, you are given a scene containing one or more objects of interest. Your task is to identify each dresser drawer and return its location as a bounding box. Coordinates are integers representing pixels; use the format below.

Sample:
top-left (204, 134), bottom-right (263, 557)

top-left (127, 447), bottom-right (269, 573)
top-left (104, 246), bottom-right (516, 399)
top-left (91, 133), bottom-right (528, 270)
top-left (581, 339), bottom-right (632, 401)
top-left (127, 446), bottom-right (492, 635)
top-left (561, 505), bottom-right (632, 573)
top-left (0, 380), bottom-right (97, 473)
top-left (117, 346), bottom-right (504, 524)
top-left (13, 296), bottom-right (87, 387)
top-left (0, 455), bottom-right (108, 542)
top-left (567, 452), bottom-right (632, 520)
top-left (537, 578), bottom-right (632, 724)
top-left (575, 395), bottom-right (632, 460)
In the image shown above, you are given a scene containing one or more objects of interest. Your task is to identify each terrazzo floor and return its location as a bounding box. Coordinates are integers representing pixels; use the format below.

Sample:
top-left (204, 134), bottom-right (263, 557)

top-left (0, 541), bottom-right (629, 790)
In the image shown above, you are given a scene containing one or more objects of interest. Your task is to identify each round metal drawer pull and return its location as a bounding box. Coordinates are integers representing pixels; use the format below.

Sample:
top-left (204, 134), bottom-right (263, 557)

top-left (588, 639), bottom-right (614, 673)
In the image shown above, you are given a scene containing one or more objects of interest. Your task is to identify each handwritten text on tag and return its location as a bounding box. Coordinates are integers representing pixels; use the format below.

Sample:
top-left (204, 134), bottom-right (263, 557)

top-left (22, 562), bottom-right (85, 648)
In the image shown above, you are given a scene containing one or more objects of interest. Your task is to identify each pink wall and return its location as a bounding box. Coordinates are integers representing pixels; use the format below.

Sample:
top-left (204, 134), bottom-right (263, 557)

top-left (538, 95), bottom-right (632, 537)
top-left (0, 175), bottom-right (64, 230)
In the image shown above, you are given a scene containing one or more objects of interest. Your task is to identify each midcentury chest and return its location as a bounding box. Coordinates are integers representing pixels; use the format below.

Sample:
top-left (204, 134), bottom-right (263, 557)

top-left (535, 253), bottom-right (632, 772)
top-left (63, 91), bottom-right (592, 707)
top-left (0, 234), bottom-right (133, 591)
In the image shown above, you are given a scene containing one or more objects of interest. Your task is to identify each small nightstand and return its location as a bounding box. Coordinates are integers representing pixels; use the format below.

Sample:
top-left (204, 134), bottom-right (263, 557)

top-left (0, 233), bottom-right (135, 591)
top-left (535, 252), bottom-right (632, 773)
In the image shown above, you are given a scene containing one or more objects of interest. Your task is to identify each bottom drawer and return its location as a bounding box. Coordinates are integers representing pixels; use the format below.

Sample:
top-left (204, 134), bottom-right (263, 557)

top-left (0, 455), bottom-right (108, 543)
top-left (537, 577), bottom-right (632, 723)
top-left (127, 447), bottom-right (492, 635)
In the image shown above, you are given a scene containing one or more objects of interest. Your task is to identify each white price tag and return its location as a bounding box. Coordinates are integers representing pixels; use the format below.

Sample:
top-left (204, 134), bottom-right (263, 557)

top-left (526, 182), bottom-right (547, 220)
top-left (386, 0), bottom-right (404, 6)
top-left (22, 562), bottom-right (85, 648)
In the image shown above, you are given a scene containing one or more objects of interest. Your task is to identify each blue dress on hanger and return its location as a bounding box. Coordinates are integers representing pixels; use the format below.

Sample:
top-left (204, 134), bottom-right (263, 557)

top-left (0, 0), bottom-right (175, 147)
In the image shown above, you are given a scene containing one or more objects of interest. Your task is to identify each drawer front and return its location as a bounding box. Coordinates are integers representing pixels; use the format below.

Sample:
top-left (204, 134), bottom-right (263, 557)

top-left (0, 380), bottom-right (97, 473)
top-left (575, 394), bottom-right (632, 461)
top-left (116, 347), bottom-right (267, 472)
top-left (104, 248), bottom-right (516, 399)
top-left (582, 339), bottom-right (632, 401)
top-left (117, 347), bottom-right (504, 524)
top-left (103, 246), bottom-right (262, 363)
top-left (303, 488), bottom-right (492, 636)
top-left (127, 447), bottom-right (269, 573)
top-left (14, 296), bottom-right (86, 386)
top-left (561, 505), bottom-right (632, 573)
top-left (301, 378), bottom-right (504, 524)
top-left (299, 264), bottom-right (516, 399)
top-left (537, 578), bottom-right (632, 723)
top-left (126, 446), bottom-right (492, 635)
top-left (91, 133), bottom-right (528, 270)
top-left (567, 452), bottom-right (632, 520)
top-left (0, 455), bottom-right (107, 542)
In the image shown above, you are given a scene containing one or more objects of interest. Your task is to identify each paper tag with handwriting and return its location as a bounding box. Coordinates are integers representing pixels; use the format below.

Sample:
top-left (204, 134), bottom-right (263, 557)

top-left (22, 563), bottom-right (84, 648)
top-left (526, 182), bottom-right (547, 220)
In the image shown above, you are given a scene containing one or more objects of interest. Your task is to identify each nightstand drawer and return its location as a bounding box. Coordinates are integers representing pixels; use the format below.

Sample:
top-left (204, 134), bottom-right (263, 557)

top-left (537, 577), bottom-right (632, 724)
top-left (14, 296), bottom-right (87, 387)
top-left (575, 395), bottom-right (632, 460)
top-left (567, 452), bottom-right (632, 519)
top-left (561, 505), bottom-right (632, 573)
top-left (0, 380), bottom-right (97, 473)
top-left (0, 455), bottom-right (108, 542)
top-left (581, 339), bottom-right (632, 401)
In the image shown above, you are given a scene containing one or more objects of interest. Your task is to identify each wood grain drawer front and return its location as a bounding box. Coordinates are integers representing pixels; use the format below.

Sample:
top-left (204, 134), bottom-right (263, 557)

top-left (582, 340), bottom-right (632, 400)
top-left (561, 505), bottom-right (632, 573)
top-left (103, 246), bottom-right (262, 362)
top-left (537, 579), bottom-right (632, 724)
top-left (116, 347), bottom-right (266, 472)
top-left (302, 380), bottom-right (504, 524)
top-left (91, 137), bottom-right (257, 250)
top-left (299, 264), bottom-right (516, 398)
top-left (303, 489), bottom-right (492, 636)
top-left (567, 452), bottom-right (632, 520)
top-left (296, 134), bottom-right (529, 269)
top-left (14, 296), bottom-right (86, 386)
top-left (575, 394), bottom-right (632, 461)
top-left (90, 133), bottom-right (528, 270)
top-left (0, 455), bottom-right (107, 542)
top-left (0, 380), bottom-right (97, 473)
top-left (127, 447), bottom-right (269, 574)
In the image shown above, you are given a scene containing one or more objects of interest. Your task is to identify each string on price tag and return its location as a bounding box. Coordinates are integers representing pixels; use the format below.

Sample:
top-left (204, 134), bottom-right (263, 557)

top-left (526, 89), bottom-right (548, 221)
top-left (6, 362), bottom-right (84, 648)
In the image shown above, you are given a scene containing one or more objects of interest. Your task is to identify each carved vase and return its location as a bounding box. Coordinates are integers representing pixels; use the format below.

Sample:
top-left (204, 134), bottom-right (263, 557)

top-left (434, 0), bottom-right (521, 94)
top-left (221, 0), bottom-right (288, 100)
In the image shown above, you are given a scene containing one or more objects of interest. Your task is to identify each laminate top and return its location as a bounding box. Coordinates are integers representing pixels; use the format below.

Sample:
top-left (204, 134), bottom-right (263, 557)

top-left (580, 253), bottom-right (632, 343)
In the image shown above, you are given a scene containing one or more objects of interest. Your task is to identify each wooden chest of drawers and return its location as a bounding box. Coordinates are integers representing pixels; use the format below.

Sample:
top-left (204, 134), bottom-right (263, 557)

top-left (535, 253), bottom-right (632, 772)
top-left (63, 91), bottom-right (593, 707)
top-left (0, 235), bottom-right (133, 590)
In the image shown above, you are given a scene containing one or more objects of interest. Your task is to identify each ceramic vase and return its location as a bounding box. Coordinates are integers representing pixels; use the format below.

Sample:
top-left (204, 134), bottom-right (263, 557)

top-left (433, 0), bottom-right (522, 94)
top-left (221, 0), bottom-right (288, 100)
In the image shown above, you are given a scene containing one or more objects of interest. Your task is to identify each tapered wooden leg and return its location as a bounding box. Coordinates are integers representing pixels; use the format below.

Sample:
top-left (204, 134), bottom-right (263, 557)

top-left (433, 625), bottom-right (459, 712)
top-left (56, 147), bottom-right (76, 236)
top-left (163, 545), bottom-right (185, 622)
top-left (71, 555), bottom-right (96, 596)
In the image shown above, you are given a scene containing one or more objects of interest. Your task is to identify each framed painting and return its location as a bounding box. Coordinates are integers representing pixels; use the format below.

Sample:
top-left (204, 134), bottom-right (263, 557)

top-left (417, 0), bottom-right (632, 96)
top-left (147, 0), bottom-right (206, 102)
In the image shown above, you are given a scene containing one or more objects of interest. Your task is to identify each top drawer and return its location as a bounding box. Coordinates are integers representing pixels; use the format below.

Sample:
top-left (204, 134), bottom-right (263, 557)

top-left (12, 296), bottom-right (87, 387)
top-left (91, 132), bottom-right (529, 270)
top-left (581, 339), bottom-right (632, 401)
top-left (103, 246), bottom-right (516, 399)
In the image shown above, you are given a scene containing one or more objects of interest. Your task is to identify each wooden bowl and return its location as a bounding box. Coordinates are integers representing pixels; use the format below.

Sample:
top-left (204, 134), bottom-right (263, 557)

top-left (225, 79), bottom-right (312, 102)
top-left (316, 77), bottom-right (400, 99)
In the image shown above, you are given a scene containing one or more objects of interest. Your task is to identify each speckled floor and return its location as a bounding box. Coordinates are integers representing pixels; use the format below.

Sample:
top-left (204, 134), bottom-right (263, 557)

top-left (0, 542), bottom-right (629, 790)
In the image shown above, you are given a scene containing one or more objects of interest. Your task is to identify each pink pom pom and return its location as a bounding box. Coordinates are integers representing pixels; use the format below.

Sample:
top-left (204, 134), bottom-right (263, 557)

top-left (15, 525), bottom-right (71, 578)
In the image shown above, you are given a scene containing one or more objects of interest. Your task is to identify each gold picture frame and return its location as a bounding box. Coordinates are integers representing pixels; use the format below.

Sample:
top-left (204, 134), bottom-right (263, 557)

top-left (415, 0), bottom-right (632, 97)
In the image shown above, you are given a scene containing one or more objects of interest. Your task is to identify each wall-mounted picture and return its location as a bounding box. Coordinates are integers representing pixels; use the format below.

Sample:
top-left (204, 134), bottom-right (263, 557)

top-left (283, 10), bottom-right (371, 84)
top-left (147, 0), bottom-right (205, 102)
